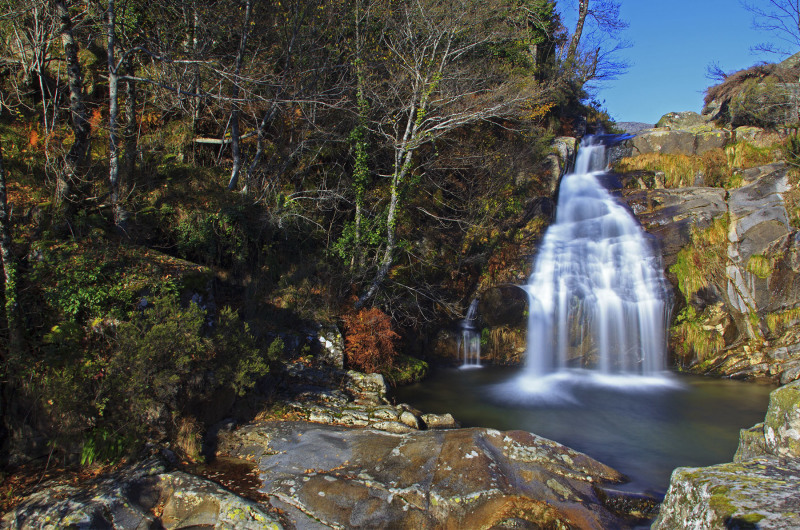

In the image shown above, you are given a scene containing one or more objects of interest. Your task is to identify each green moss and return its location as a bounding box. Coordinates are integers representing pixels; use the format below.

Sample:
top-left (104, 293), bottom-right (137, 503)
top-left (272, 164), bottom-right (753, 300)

top-left (383, 354), bottom-right (429, 386)
top-left (709, 493), bottom-right (736, 515)
top-left (746, 254), bottom-right (774, 279)
top-left (766, 307), bottom-right (800, 334)
top-left (670, 216), bottom-right (729, 300)
top-left (672, 306), bottom-right (725, 362)
top-left (738, 513), bottom-right (765, 524)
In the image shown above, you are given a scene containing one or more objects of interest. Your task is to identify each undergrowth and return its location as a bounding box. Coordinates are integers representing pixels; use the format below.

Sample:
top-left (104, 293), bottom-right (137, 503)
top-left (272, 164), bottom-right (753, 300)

top-left (670, 215), bottom-right (729, 300)
top-left (672, 305), bottom-right (726, 363)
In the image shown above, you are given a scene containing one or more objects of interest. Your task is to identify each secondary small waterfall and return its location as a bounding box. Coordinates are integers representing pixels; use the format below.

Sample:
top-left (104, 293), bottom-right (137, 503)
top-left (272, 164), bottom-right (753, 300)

top-left (458, 299), bottom-right (481, 369)
top-left (523, 135), bottom-right (672, 382)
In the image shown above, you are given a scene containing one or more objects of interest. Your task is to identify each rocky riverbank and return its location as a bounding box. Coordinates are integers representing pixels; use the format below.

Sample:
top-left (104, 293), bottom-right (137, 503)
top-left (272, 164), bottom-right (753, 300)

top-left (2, 364), bottom-right (659, 529)
top-left (654, 379), bottom-right (800, 528)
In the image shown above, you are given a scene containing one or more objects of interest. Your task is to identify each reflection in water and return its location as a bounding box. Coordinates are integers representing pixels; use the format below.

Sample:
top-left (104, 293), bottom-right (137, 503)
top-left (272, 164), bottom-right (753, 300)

top-left (393, 366), bottom-right (773, 495)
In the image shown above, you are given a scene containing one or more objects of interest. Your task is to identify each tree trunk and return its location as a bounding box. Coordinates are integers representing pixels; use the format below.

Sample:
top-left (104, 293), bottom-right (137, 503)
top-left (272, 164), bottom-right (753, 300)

top-left (356, 78), bottom-right (424, 308)
top-left (107, 0), bottom-right (125, 226)
top-left (565, 0), bottom-right (588, 66)
top-left (0, 143), bottom-right (23, 361)
top-left (244, 103), bottom-right (279, 193)
top-left (55, 0), bottom-right (90, 208)
top-left (355, 142), bottom-right (414, 308)
top-left (124, 63), bottom-right (137, 182)
top-left (227, 0), bottom-right (253, 191)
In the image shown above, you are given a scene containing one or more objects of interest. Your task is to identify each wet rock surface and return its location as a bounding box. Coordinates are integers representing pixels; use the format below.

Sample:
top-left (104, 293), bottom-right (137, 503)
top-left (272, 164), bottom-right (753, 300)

top-left (653, 458), bottom-right (800, 529)
top-left (622, 159), bottom-right (800, 383)
top-left (624, 186), bottom-right (727, 269)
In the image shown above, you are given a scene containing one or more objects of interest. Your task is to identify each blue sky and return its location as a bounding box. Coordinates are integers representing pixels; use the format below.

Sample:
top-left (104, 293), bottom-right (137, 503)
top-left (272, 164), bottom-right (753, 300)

top-left (591, 0), bottom-right (783, 124)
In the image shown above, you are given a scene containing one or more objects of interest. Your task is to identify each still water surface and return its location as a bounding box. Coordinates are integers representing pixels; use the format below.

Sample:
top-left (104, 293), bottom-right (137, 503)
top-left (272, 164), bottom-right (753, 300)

top-left (392, 366), bottom-right (773, 495)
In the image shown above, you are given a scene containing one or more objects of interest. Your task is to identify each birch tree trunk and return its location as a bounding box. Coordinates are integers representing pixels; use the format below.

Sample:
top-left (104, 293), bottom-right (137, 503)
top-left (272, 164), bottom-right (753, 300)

top-left (55, 0), bottom-right (90, 208)
top-left (565, 0), bottom-right (588, 66)
top-left (226, 0), bottom-right (253, 191)
top-left (107, 0), bottom-right (125, 226)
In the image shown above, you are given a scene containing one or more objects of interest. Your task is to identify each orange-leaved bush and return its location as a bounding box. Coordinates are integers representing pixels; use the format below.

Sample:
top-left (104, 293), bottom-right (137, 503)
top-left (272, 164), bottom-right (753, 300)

top-left (342, 308), bottom-right (400, 373)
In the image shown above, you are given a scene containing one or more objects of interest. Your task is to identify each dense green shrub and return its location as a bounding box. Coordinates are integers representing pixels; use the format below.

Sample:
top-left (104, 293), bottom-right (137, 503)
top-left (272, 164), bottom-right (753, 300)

top-left (173, 206), bottom-right (251, 270)
top-left (729, 78), bottom-right (791, 128)
top-left (107, 297), bottom-right (271, 441)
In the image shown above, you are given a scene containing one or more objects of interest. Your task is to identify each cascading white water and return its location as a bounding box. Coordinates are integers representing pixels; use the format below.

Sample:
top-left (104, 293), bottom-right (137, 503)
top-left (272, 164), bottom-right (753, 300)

top-left (458, 299), bottom-right (481, 369)
top-left (523, 135), bottom-right (672, 383)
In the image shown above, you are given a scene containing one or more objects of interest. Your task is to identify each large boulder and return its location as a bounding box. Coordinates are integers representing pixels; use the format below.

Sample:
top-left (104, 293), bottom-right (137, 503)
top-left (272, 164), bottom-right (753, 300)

top-left (627, 111), bottom-right (732, 157)
top-left (655, 111), bottom-right (708, 129)
top-left (764, 380), bottom-right (800, 458)
top-left (652, 458), bottom-right (800, 529)
top-left (632, 129), bottom-right (698, 156)
top-left (479, 284), bottom-right (528, 328)
top-left (695, 129), bottom-right (732, 155)
top-left (217, 420), bottom-right (650, 528)
top-left (654, 380), bottom-right (800, 529)
top-left (631, 127), bottom-right (733, 157)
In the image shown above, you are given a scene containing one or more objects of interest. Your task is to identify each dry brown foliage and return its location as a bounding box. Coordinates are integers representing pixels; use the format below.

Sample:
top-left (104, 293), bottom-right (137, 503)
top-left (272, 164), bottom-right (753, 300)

top-left (342, 308), bottom-right (400, 373)
top-left (705, 63), bottom-right (777, 108)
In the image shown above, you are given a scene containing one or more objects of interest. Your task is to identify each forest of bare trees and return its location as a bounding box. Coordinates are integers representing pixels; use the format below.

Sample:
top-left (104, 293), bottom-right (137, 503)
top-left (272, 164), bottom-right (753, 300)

top-left (0, 0), bottom-right (627, 467)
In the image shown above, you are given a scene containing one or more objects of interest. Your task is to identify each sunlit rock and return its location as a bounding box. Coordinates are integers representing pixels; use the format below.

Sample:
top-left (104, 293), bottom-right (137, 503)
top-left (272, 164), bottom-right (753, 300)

top-left (217, 420), bottom-right (647, 528)
top-left (656, 381), bottom-right (800, 529)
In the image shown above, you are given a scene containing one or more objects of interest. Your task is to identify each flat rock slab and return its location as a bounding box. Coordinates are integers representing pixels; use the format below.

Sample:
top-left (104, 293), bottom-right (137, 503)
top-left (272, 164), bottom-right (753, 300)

top-left (219, 420), bottom-right (641, 528)
top-left (653, 457), bottom-right (800, 529)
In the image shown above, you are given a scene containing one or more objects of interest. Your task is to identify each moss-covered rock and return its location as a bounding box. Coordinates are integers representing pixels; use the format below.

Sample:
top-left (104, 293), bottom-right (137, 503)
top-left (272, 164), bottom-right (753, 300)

top-left (657, 380), bottom-right (800, 529)
top-left (653, 458), bottom-right (800, 529)
top-left (764, 380), bottom-right (800, 458)
top-left (734, 423), bottom-right (768, 462)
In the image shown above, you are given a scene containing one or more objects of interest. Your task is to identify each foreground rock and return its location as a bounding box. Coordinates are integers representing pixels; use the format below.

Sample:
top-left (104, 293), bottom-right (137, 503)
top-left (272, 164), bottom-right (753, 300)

top-left (218, 420), bottom-right (652, 528)
top-left (2, 360), bottom-right (656, 529)
top-left (1, 459), bottom-right (283, 529)
top-left (654, 380), bottom-right (800, 528)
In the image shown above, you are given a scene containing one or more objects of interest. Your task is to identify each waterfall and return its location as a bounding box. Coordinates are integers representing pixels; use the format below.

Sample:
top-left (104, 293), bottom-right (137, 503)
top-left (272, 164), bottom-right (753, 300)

top-left (523, 135), bottom-right (672, 383)
top-left (458, 299), bottom-right (481, 369)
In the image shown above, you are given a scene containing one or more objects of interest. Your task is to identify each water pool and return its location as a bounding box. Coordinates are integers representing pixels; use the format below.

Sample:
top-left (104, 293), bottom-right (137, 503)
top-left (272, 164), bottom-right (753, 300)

top-left (392, 366), bottom-right (773, 495)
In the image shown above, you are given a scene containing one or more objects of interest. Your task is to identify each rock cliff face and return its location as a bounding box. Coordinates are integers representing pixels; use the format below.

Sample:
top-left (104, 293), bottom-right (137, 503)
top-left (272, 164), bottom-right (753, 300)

top-left (614, 115), bottom-right (800, 383)
top-left (654, 380), bottom-right (800, 529)
top-left (430, 117), bottom-right (800, 383)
